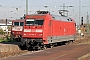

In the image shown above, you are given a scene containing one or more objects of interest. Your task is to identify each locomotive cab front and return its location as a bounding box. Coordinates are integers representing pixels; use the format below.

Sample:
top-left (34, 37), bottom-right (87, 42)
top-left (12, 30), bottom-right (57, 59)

top-left (11, 20), bottom-right (24, 42)
top-left (22, 18), bottom-right (45, 50)
top-left (23, 19), bottom-right (44, 38)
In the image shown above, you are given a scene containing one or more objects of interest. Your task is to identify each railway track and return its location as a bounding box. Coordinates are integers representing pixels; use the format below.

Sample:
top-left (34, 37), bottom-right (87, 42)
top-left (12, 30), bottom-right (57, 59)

top-left (0, 34), bottom-right (90, 60)
top-left (1, 44), bottom-right (90, 60)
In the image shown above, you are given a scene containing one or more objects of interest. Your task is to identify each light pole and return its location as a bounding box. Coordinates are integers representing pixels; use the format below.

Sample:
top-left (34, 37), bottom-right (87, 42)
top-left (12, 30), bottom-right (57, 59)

top-left (26, 0), bottom-right (28, 15)
top-left (82, 6), bottom-right (90, 32)
top-left (79, 0), bottom-right (81, 27)
top-left (86, 12), bottom-right (89, 32)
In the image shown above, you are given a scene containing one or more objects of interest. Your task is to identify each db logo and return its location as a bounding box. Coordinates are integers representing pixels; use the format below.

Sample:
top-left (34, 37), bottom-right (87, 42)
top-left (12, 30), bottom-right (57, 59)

top-left (17, 28), bottom-right (21, 30)
top-left (31, 29), bottom-right (35, 32)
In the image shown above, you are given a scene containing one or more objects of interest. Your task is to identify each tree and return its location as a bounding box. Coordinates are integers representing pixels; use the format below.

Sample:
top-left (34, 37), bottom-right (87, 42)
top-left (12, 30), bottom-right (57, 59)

top-left (0, 28), bottom-right (4, 34)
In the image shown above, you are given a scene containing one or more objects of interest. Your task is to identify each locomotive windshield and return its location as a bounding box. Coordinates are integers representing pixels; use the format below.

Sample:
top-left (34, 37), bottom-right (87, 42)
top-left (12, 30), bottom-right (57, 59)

top-left (20, 22), bottom-right (24, 26)
top-left (35, 20), bottom-right (44, 25)
top-left (26, 19), bottom-right (44, 25)
top-left (26, 19), bottom-right (35, 25)
top-left (14, 22), bottom-right (19, 26)
top-left (14, 22), bottom-right (24, 26)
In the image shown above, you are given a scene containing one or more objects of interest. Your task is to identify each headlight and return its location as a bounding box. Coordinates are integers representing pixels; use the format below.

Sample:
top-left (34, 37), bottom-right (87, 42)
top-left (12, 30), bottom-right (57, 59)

top-left (39, 34), bottom-right (42, 36)
top-left (24, 29), bottom-right (31, 32)
top-left (24, 34), bottom-right (26, 35)
top-left (36, 29), bottom-right (42, 32)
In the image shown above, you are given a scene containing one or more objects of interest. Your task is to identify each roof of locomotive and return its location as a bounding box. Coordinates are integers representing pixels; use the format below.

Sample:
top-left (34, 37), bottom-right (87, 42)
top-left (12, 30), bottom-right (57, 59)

top-left (51, 14), bottom-right (74, 22)
top-left (26, 14), bottom-right (48, 16)
top-left (25, 14), bottom-right (47, 19)
top-left (12, 19), bottom-right (25, 22)
top-left (26, 14), bottom-right (75, 22)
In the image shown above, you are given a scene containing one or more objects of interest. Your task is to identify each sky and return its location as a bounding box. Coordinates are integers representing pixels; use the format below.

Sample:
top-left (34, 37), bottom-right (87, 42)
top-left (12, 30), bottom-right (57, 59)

top-left (0, 0), bottom-right (90, 25)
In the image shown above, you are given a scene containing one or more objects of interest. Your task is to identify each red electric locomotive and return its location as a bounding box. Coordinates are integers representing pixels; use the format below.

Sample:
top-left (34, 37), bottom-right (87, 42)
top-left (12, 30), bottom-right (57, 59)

top-left (21, 11), bottom-right (76, 50)
top-left (11, 19), bottom-right (25, 42)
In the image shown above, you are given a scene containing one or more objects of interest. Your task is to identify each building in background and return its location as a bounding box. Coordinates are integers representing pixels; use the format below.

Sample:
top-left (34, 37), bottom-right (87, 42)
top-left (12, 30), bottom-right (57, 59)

top-left (0, 19), bottom-right (12, 33)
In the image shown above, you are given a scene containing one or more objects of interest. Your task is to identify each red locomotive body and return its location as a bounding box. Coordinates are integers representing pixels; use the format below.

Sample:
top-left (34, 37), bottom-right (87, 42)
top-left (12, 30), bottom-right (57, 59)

top-left (11, 19), bottom-right (25, 42)
top-left (21, 12), bottom-right (76, 50)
